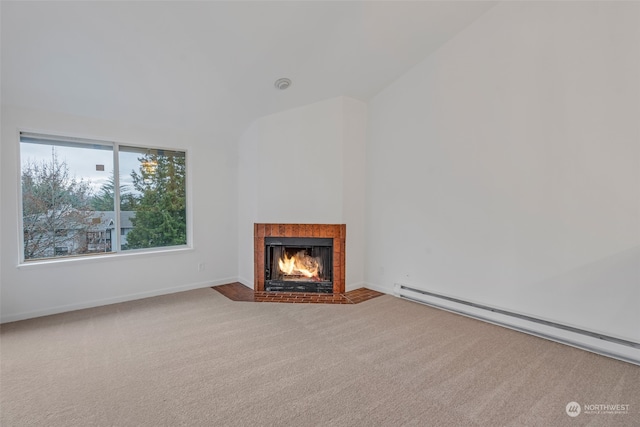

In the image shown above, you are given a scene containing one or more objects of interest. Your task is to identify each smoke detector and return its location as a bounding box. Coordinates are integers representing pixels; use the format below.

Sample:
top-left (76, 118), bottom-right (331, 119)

top-left (274, 78), bottom-right (292, 90)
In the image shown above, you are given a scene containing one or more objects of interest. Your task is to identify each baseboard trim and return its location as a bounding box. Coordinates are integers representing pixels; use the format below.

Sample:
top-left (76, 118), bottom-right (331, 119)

top-left (345, 281), bottom-right (367, 292)
top-left (0, 277), bottom-right (238, 324)
top-left (394, 283), bottom-right (640, 366)
top-left (360, 282), bottom-right (392, 295)
top-left (236, 276), bottom-right (253, 289)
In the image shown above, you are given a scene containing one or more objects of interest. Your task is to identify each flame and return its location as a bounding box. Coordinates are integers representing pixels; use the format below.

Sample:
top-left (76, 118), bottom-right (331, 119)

top-left (278, 251), bottom-right (320, 278)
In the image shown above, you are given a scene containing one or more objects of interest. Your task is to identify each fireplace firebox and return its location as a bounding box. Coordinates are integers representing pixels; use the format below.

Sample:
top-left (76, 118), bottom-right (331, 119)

top-left (265, 237), bottom-right (333, 293)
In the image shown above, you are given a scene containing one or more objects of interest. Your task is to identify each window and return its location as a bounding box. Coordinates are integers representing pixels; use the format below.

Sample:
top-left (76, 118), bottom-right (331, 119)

top-left (19, 132), bottom-right (187, 262)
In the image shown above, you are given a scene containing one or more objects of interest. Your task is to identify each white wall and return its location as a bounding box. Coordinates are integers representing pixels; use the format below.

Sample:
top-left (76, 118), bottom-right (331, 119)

top-left (0, 105), bottom-right (238, 322)
top-left (341, 98), bottom-right (367, 288)
top-left (366, 2), bottom-right (640, 341)
top-left (237, 96), bottom-right (367, 288)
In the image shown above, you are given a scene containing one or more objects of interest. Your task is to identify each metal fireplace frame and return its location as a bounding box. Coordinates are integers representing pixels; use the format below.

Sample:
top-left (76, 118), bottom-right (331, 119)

top-left (264, 237), bottom-right (333, 293)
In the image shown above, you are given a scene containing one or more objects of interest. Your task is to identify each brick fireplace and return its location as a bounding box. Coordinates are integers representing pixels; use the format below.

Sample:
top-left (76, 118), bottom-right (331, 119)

top-left (254, 224), bottom-right (346, 294)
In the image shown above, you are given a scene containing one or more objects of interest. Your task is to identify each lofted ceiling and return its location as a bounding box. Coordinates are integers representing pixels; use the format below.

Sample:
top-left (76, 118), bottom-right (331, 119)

top-left (1, 1), bottom-right (496, 139)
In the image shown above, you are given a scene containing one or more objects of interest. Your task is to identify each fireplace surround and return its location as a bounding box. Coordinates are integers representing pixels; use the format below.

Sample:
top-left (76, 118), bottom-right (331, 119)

top-left (254, 224), bottom-right (346, 294)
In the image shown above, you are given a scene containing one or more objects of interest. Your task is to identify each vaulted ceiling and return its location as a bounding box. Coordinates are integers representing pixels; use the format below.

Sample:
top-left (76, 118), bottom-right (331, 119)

top-left (1, 1), bottom-right (495, 139)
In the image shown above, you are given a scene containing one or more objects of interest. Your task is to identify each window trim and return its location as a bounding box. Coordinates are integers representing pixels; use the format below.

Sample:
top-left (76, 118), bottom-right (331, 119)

top-left (17, 129), bottom-right (192, 266)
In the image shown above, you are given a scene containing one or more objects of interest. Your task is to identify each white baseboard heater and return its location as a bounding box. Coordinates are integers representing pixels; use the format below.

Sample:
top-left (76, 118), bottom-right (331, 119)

top-left (394, 283), bottom-right (640, 366)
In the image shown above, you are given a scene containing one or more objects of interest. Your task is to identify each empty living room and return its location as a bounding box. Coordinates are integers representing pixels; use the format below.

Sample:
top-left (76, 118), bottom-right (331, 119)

top-left (1, 1), bottom-right (638, 426)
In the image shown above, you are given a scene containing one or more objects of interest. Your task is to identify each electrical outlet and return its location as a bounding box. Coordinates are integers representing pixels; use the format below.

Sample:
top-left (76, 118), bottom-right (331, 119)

top-left (197, 263), bottom-right (205, 272)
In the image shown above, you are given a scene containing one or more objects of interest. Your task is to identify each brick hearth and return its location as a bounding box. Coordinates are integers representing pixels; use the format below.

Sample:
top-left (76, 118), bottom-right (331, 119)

top-left (254, 223), bottom-right (346, 293)
top-left (213, 282), bottom-right (383, 304)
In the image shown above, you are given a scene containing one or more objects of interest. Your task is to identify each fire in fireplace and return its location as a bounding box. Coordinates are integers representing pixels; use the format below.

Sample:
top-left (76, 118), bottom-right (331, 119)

top-left (265, 237), bottom-right (333, 293)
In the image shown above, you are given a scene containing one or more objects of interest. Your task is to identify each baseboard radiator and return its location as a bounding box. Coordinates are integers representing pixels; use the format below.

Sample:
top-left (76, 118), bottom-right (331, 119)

top-left (394, 283), bottom-right (640, 366)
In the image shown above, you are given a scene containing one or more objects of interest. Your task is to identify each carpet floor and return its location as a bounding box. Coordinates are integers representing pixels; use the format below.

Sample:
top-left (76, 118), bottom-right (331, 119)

top-left (1, 287), bottom-right (638, 426)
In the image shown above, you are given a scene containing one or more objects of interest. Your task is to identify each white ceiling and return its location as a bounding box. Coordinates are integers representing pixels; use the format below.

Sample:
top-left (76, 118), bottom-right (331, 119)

top-left (1, 1), bottom-right (496, 139)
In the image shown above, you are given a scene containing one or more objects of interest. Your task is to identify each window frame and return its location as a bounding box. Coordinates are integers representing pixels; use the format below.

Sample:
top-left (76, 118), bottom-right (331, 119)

top-left (17, 130), bottom-right (191, 265)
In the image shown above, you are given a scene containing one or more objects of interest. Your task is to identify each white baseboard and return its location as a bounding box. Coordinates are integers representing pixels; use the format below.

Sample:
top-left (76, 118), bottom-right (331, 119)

top-left (0, 277), bottom-right (238, 324)
top-left (393, 283), bottom-right (640, 366)
top-left (359, 281), bottom-right (392, 295)
top-left (345, 281), bottom-right (367, 292)
top-left (236, 276), bottom-right (253, 288)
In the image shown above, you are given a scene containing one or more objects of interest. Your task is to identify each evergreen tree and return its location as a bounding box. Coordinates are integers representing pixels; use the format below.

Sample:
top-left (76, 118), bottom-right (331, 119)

top-left (91, 172), bottom-right (138, 211)
top-left (22, 148), bottom-right (94, 259)
top-left (125, 152), bottom-right (186, 249)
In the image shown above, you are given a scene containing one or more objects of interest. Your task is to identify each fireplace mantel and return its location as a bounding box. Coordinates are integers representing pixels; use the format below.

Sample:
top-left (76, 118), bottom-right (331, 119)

top-left (254, 224), bottom-right (346, 293)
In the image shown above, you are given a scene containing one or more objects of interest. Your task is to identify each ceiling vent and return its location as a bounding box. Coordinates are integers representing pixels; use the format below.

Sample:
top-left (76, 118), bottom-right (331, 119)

top-left (274, 78), bottom-right (292, 90)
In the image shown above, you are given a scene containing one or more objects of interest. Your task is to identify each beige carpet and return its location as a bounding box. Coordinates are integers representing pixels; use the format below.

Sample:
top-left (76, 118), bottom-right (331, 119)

top-left (1, 288), bottom-right (638, 426)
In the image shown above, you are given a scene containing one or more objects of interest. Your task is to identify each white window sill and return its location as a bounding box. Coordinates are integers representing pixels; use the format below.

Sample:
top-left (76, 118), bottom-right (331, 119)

top-left (16, 246), bottom-right (193, 269)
